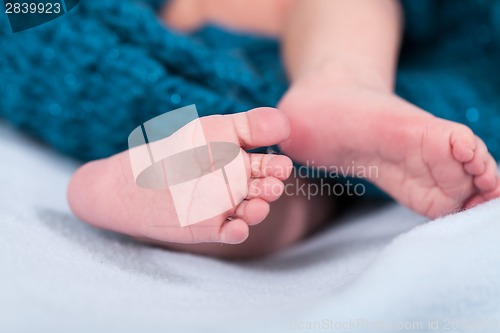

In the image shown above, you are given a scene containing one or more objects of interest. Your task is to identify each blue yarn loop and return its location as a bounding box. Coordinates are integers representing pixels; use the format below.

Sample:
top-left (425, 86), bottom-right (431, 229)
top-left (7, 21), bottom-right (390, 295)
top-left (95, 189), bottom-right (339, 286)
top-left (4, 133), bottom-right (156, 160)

top-left (0, 0), bottom-right (500, 164)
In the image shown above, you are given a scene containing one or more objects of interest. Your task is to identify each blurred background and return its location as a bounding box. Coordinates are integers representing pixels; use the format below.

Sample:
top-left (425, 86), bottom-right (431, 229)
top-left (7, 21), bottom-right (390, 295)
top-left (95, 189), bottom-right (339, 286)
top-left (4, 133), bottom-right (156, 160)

top-left (1, 0), bottom-right (500, 163)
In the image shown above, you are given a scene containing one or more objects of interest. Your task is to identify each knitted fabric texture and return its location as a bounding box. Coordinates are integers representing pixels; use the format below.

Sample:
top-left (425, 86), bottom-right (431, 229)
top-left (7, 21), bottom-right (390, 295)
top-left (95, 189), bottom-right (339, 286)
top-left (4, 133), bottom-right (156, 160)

top-left (0, 0), bottom-right (499, 162)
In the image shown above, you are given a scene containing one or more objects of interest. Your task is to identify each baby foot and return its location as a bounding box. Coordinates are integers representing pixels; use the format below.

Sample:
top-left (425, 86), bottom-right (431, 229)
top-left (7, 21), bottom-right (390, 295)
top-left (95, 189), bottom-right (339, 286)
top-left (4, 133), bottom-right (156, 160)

top-left (68, 108), bottom-right (292, 244)
top-left (279, 80), bottom-right (500, 219)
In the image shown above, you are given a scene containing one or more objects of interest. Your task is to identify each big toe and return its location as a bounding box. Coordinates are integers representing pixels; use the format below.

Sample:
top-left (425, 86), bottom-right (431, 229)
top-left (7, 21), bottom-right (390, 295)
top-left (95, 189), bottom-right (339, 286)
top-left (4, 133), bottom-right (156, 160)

top-left (203, 107), bottom-right (291, 149)
top-left (244, 107), bottom-right (291, 147)
top-left (465, 181), bottom-right (500, 209)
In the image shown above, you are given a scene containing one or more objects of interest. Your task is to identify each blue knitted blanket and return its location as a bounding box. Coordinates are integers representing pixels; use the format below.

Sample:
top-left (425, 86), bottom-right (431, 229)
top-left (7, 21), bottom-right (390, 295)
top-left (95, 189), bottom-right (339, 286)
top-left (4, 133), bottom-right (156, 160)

top-left (0, 0), bottom-right (499, 162)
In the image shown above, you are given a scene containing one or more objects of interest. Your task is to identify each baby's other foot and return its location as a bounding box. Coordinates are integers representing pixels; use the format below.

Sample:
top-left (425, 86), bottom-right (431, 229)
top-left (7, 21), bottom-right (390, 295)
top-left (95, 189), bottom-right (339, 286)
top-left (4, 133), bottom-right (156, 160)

top-left (68, 108), bottom-right (292, 244)
top-left (374, 115), bottom-right (500, 218)
top-left (279, 81), bottom-right (500, 219)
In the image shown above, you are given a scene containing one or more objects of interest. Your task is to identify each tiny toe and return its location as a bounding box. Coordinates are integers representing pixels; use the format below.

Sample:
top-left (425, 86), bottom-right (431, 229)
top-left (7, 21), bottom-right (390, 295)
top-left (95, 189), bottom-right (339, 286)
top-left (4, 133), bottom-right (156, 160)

top-left (464, 138), bottom-right (488, 175)
top-left (465, 194), bottom-right (487, 210)
top-left (484, 179), bottom-right (500, 200)
top-left (451, 126), bottom-right (476, 162)
top-left (249, 154), bottom-right (293, 180)
top-left (247, 177), bottom-right (284, 202)
top-left (474, 155), bottom-right (498, 192)
top-left (464, 159), bottom-right (486, 176)
top-left (234, 198), bottom-right (270, 226)
top-left (218, 219), bottom-right (249, 244)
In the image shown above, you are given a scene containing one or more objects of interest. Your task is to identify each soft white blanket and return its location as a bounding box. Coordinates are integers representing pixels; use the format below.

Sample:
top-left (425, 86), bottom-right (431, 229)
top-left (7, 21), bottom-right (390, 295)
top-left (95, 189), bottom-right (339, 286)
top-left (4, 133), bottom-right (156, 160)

top-left (1, 123), bottom-right (500, 333)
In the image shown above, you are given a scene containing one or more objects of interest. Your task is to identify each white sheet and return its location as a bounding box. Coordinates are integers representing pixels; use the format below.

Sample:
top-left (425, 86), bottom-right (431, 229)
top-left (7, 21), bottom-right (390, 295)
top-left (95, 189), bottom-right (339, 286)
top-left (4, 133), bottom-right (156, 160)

top-left (1, 122), bottom-right (500, 333)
